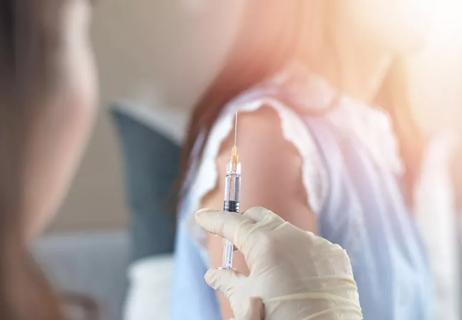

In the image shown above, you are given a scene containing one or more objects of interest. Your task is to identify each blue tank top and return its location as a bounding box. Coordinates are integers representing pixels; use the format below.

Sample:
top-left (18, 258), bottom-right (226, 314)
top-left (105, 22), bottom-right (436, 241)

top-left (172, 69), bottom-right (434, 320)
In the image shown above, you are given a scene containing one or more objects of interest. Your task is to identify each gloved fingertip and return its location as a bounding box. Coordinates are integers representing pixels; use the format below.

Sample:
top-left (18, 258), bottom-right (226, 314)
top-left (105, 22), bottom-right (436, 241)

top-left (204, 269), bottom-right (219, 288)
top-left (195, 208), bottom-right (219, 222)
top-left (195, 207), bottom-right (215, 215)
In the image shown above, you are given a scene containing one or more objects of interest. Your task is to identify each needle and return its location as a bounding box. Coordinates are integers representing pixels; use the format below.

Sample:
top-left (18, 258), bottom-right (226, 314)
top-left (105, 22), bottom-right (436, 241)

top-left (234, 112), bottom-right (238, 147)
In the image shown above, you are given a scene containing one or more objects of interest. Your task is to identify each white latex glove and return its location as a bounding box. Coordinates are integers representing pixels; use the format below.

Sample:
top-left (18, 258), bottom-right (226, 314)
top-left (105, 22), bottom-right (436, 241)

top-left (195, 207), bottom-right (363, 320)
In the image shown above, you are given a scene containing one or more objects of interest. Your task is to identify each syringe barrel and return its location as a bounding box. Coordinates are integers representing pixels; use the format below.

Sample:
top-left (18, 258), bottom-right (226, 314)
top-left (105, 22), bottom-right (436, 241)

top-left (223, 162), bottom-right (241, 213)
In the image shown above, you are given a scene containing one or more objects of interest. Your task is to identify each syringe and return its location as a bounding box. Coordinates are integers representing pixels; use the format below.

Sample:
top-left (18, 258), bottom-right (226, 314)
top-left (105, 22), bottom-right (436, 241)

top-left (222, 113), bottom-right (241, 270)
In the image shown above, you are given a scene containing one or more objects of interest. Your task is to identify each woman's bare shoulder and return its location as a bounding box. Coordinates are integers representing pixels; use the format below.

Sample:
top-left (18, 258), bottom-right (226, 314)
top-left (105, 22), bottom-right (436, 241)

top-left (215, 105), bottom-right (317, 230)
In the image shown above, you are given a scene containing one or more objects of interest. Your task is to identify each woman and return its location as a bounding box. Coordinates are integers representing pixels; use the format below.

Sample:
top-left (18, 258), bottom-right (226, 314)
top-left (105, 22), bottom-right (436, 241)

top-left (0, 0), bottom-right (97, 318)
top-left (173, 1), bottom-right (436, 319)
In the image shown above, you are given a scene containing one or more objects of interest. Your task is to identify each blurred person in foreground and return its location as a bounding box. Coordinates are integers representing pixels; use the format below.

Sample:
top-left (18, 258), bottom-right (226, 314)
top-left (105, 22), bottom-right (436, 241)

top-left (0, 0), bottom-right (97, 318)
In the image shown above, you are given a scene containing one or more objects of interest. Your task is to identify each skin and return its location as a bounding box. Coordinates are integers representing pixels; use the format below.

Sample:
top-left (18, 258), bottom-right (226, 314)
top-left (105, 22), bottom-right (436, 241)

top-left (23, 0), bottom-right (97, 239)
top-left (203, 0), bottom-right (435, 317)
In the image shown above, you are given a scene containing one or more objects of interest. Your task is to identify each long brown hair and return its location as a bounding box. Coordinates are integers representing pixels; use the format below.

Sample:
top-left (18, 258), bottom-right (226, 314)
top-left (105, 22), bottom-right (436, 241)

top-left (0, 1), bottom-right (68, 319)
top-left (178, 0), bottom-right (424, 203)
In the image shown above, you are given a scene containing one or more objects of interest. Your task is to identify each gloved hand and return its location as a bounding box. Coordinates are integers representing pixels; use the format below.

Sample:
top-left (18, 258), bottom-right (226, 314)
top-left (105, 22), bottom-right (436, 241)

top-left (195, 207), bottom-right (363, 320)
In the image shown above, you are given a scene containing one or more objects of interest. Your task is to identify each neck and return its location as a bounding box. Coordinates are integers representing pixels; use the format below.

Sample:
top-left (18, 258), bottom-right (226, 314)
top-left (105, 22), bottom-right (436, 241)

top-left (303, 21), bottom-right (394, 103)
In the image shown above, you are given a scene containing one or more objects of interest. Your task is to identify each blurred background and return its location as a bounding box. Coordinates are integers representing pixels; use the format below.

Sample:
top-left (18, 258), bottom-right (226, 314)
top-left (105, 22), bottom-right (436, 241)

top-left (47, 0), bottom-right (245, 232)
top-left (32, 1), bottom-right (462, 319)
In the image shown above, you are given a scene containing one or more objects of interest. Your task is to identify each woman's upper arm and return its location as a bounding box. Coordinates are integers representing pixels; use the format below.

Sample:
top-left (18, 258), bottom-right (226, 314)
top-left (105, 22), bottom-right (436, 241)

top-left (201, 106), bottom-right (318, 318)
